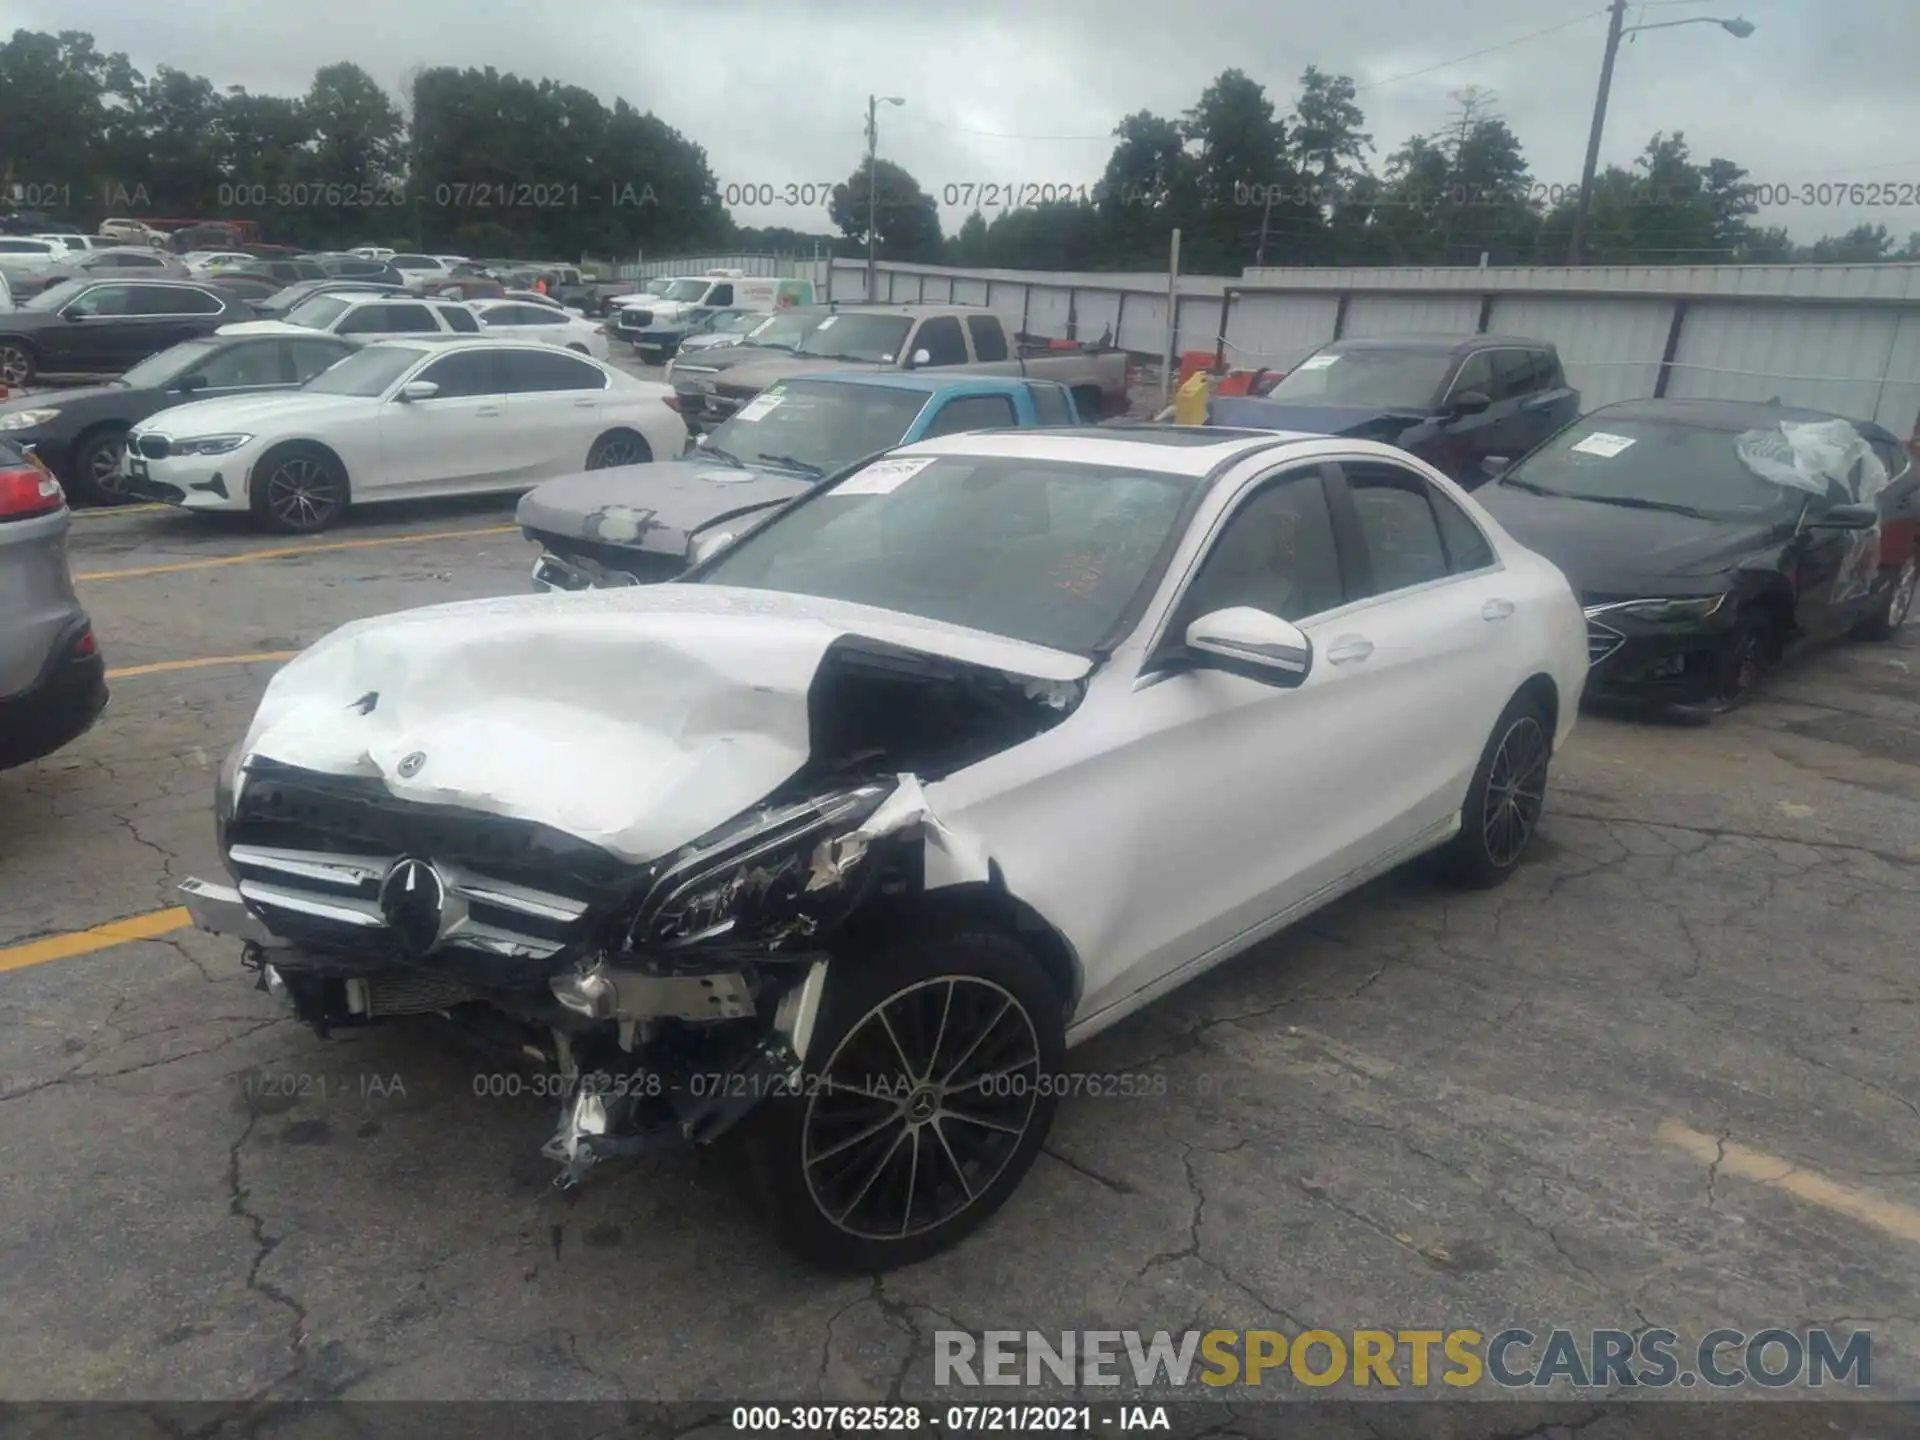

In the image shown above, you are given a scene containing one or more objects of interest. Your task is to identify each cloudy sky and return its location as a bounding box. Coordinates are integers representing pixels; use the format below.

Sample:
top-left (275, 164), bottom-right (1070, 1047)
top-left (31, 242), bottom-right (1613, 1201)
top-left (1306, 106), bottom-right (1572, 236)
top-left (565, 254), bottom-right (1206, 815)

top-left (5, 0), bottom-right (1914, 247)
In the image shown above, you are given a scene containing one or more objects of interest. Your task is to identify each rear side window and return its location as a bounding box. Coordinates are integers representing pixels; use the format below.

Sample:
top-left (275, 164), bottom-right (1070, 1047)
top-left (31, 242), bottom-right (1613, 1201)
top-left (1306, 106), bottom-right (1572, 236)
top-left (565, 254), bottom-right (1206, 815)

top-left (437, 306), bottom-right (480, 333)
top-left (335, 307), bottom-right (386, 335)
top-left (967, 315), bottom-right (1009, 362)
top-left (379, 304), bottom-right (438, 333)
top-left (923, 394), bottom-right (1018, 437)
top-left (498, 348), bottom-right (607, 393)
top-left (1491, 350), bottom-right (1540, 400)
top-left (915, 316), bottom-right (968, 366)
top-left (1030, 383), bottom-right (1073, 426)
top-left (1342, 462), bottom-right (1452, 594)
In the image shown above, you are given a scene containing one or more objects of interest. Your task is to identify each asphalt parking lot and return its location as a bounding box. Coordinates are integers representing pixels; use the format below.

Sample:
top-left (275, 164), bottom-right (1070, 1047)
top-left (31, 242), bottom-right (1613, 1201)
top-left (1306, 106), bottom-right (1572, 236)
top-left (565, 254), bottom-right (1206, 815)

top-left (2, 370), bottom-right (1918, 1420)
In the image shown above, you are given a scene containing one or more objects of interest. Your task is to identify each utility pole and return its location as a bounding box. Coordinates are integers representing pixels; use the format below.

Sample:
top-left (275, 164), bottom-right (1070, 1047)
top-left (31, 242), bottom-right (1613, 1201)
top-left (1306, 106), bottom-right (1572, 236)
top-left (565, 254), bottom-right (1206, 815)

top-left (867, 94), bottom-right (879, 303)
top-left (1567, 0), bottom-right (1627, 266)
top-left (1255, 190), bottom-right (1272, 268)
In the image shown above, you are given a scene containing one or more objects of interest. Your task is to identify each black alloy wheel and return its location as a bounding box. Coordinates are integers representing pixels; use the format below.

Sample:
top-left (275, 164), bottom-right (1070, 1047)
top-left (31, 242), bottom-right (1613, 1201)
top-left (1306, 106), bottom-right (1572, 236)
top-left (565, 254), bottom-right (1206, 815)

top-left (0, 342), bottom-right (35, 387)
top-left (586, 431), bottom-right (650, 469)
top-left (744, 923), bottom-right (1065, 1271)
top-left (803, 976), bottom-right (1041, 1243)
top-left (1440, 693), bottom-right (1553, 889)
top-left (250, 446), bottom-right (347, 533)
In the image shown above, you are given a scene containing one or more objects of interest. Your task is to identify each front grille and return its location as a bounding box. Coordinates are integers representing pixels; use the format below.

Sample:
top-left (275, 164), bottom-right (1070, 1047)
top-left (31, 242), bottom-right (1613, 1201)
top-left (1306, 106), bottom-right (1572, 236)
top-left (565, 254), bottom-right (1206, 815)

top-left (1587, 620), bottom-right (1625, 666)
top-left (135, 434), bottom-right (172, 460)
top-left (226, 761), bottom-right (638, 979)
top-left (618, 309), bottom-right (652, 328)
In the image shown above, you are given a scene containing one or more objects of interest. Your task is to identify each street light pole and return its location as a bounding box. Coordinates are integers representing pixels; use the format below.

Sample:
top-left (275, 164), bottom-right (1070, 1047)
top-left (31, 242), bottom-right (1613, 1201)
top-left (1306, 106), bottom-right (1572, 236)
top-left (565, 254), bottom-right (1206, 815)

top-left (865, 94), bottom-right (904, 303)
top-left (1567, 8), bottom-right (1755, 265)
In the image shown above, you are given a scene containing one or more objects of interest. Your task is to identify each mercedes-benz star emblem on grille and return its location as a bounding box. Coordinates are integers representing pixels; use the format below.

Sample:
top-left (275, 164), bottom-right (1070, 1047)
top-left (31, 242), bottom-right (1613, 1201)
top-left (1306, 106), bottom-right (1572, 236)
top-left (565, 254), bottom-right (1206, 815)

top-left (397, 751), bottom-right (426, 777)
top-left (379, 858), bottom-right (448, 957)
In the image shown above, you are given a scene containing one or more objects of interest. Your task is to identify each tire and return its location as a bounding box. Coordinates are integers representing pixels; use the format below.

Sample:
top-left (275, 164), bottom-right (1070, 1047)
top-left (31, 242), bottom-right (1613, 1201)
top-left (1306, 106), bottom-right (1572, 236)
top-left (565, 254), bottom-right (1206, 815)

top-left (1852, 554), bottom-right (1916, 642)
top-left (742, 922), bottom-right (1066, 1271)
top-left (1709, 607), bottom-right (1772, 711)
top-left (585, 430), bottom-right (651, 469)
top-left (1438, 693), bottom-right (1553, 889)
top-left (0, 339), bottom-right (36, 388)
top-left (69, 426), bottom-right (134, 507)
top-left (249, 443), bottom-right (348, 534)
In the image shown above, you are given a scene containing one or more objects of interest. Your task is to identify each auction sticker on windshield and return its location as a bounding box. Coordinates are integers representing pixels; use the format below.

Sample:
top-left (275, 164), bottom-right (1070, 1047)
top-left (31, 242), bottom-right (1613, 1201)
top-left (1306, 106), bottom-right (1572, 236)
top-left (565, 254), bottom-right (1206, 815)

top-left (1571, 432), bottom-right (1636, 458)
top-left (735, 391), bottom-right (786, 422)
top-left (835, 457), bottom-right (935, 495)
top-left (1294, 354), bottom-right (1338, 371)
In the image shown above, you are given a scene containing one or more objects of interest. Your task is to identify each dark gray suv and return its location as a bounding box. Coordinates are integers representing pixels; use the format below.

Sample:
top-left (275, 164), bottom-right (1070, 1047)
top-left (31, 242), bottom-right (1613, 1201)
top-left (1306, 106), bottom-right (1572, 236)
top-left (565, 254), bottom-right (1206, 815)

top-left (0, 440), bottom-right (106, 769)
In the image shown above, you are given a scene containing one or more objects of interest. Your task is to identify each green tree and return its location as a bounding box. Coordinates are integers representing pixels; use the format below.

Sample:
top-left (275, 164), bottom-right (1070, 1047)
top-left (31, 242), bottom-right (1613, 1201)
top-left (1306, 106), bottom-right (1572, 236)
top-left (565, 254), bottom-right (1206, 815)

top-left (0, 30), bottom-right (141, 221)
top-left (1799, 223), bottom-right (1895, 263)
top-left (1094, 110), bottom-right (1194, 269)
top-left (1288, 66), bottom-right (1371, 212)
top-left (1180, 68), bottom-right (1315, 271)
top-left (828, 157), bottom-right (942, 262)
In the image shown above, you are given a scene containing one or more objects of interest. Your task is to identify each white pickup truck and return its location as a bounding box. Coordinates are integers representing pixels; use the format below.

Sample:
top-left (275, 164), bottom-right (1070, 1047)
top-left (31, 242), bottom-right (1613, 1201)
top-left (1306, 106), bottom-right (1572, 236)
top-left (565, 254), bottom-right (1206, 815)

top-left (675, 304), bottom-right (1133, 428)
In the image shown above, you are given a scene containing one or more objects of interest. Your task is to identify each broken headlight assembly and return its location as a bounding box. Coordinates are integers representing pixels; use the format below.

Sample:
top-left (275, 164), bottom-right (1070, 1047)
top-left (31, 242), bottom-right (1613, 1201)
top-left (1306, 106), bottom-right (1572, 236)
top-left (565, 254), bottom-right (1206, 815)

top-left (624, 782), bottom-right (897, 958)
top-left (1586, 594), bottom-right (1729, 624)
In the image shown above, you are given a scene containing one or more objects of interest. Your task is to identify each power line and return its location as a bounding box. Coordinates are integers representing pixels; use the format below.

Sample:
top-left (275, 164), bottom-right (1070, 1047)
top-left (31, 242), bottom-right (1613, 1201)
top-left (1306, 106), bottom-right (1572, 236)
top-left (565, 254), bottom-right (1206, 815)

top-left (1353, 8), bottom-right (1610, 91)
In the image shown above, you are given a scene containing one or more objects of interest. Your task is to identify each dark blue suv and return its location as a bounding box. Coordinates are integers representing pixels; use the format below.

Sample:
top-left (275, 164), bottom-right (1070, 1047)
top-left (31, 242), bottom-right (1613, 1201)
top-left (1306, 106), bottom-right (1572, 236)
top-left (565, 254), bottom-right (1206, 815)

top-left (1208, 334), bottom-right (1580, 488)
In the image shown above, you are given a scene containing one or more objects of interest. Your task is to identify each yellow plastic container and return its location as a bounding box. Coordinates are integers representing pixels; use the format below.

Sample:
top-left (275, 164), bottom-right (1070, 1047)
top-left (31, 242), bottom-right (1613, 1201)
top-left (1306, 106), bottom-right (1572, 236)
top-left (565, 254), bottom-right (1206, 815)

top-left (1173, 370), bottom-right (1212, 426)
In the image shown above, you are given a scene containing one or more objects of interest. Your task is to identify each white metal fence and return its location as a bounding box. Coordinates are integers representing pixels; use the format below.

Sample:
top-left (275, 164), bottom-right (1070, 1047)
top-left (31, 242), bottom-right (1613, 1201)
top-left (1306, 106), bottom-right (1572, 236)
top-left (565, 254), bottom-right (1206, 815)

top-left (616, 254), bottom-right (1920, 435)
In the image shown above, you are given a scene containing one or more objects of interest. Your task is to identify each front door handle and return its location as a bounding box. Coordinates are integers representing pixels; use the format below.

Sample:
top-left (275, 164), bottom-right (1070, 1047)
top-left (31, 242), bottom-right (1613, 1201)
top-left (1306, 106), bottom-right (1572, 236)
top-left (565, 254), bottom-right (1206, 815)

top-left (573, 398), bottom-right (596, 408)
top-left (475, 406), bottom-right (502, 417)
top-left (1325, 636), bottom-right (1374, 665)
top-left (1482, 598), bottom-right (1516, 621)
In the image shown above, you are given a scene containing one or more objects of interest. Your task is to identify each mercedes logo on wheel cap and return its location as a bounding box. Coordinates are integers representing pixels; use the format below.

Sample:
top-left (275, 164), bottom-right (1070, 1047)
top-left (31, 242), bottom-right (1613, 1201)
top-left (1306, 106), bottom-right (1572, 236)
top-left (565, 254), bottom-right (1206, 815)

top-left (397, 751), bottom-right (427, 778)
top-left (379, 857), bottom-right (450, 957)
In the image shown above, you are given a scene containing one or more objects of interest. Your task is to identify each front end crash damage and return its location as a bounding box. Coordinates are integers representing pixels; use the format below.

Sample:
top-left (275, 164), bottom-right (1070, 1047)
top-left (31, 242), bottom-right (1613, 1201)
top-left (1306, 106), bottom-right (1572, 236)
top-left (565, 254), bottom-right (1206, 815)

top-left (182, 591), bottom-right (1087, 1190)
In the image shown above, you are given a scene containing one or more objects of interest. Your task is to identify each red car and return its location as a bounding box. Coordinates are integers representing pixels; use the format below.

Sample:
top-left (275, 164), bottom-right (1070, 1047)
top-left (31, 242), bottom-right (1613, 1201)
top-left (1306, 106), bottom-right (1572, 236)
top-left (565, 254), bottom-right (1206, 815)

top-left (1873, 431), bottom-right (1920, 637)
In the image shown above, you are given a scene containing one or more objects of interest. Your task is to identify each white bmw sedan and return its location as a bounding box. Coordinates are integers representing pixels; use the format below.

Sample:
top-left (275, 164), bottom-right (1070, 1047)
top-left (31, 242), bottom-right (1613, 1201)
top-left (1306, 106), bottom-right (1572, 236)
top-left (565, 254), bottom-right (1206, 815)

top-left (469, 298), bottom-right (610, 360)
top-left (180, 425), bottom-right (1587, 1269)
top-left (121, 338), bottom-right (685, 532)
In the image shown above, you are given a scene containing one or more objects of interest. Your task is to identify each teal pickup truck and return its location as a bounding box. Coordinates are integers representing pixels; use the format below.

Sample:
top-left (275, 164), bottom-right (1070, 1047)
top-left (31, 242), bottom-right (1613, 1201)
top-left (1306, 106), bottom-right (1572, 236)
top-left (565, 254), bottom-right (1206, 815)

top-left (517, 370), bottom-right (1083, 589)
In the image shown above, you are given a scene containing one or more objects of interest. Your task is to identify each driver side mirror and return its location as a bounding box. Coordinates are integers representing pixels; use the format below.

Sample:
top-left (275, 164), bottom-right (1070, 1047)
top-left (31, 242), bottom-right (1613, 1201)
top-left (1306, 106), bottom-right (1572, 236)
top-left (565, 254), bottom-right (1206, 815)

top-left (1807, 502), bottom-right (1878, 531)
top-left (172, 373), bottom-right (206, 394)
top-left (909, 348), bottom-right (932, 369)
top-left (1184, 607), bottom-right (1313, 687)
top-left (1450, 389), bottom-right (1491, 416)
top-left (397, 380), bottom-right (439, 402)
top-left (1481, 455), bottom-right (1511, 478)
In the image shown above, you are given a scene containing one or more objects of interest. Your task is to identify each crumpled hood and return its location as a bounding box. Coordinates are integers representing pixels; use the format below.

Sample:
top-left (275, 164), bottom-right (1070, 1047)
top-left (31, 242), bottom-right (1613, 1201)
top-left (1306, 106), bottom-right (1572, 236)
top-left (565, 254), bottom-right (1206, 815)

top-left (516, 461), bottom-right (811, 551)
top-left (239, 584), bottom-right (1092, 864)
top-left (1208, 396), bottom-right (1430, 439)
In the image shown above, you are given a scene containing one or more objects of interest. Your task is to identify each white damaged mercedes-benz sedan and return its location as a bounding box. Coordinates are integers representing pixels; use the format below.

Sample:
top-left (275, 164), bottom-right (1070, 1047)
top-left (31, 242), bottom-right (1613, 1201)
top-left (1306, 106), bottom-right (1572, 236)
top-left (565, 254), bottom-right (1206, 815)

top-left (181, 425), bottom-right (1588, 1270)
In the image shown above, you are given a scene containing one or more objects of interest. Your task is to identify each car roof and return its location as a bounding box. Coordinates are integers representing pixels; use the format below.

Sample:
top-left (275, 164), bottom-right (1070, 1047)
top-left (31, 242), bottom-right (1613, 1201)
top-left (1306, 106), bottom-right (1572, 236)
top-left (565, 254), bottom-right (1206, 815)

top-left (892, 424), bottom-right (1318, 475)
top-left (1589, 396), bottom-right (1877, 433)
top-left (361, 336), bottom-right (596, 357)
top-left (792, 371), bottom-right (1054, 396)
top-left (1324, 333), bottom-right (1553, 355)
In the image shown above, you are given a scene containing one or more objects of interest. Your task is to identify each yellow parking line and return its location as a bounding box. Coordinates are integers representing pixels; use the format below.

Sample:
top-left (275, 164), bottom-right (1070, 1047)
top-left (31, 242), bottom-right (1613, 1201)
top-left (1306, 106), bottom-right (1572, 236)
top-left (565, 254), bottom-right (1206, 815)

top-left (106, 651), bottom-right (297, 680)
top-left (0, 908), bottom-right (192, 974)
top-left (1658, 1120), bottom-right (1920, 1246)
top-left (76, 524), bottom-right (520, 581)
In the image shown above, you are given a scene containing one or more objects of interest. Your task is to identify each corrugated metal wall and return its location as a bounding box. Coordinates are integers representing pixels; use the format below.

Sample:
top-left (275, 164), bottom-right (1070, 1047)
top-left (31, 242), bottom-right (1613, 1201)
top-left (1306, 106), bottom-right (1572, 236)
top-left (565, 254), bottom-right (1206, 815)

top-left (630, 253), bottom-right (1920, 432)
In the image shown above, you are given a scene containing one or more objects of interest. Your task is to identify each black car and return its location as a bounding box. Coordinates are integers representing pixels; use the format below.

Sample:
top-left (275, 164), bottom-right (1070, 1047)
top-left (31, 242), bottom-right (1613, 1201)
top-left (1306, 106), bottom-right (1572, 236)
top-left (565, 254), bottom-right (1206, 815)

top-left (0, 279), bottom-right (248, 388)
top-left (205, 272), bottom-right (281, 308)
top-left (310, 255), bottom-right (408, 285)
top-left (1479, 398), bottom-right (1920, 713)
top-left (0, 332), bottom-right (357, 503)
top-left (250, 279), bottom-right (407, 321)
top-left (1209, 334), bottom-right (1580, 486)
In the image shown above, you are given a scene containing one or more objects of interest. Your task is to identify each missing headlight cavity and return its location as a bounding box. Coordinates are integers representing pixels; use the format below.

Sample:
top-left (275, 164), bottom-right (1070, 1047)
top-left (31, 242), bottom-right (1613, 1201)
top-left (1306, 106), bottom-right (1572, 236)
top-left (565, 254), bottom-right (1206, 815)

top-left (797, 637), bottom-right (1084, 787)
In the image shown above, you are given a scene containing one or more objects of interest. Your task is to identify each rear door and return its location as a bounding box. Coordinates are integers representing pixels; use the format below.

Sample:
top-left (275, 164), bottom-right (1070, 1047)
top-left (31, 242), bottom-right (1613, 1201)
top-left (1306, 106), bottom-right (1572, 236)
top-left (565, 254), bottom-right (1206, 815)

top-left (131, 284), bottom-right (228, 356)
top-left (1322, 456), bottom-right (1516, 845)
top-left (375, 349), bottom-right (510, 494)
top-left (497, 347), bottom-right (611, 477)
top-left (54, 284), bottom-right (152, 370)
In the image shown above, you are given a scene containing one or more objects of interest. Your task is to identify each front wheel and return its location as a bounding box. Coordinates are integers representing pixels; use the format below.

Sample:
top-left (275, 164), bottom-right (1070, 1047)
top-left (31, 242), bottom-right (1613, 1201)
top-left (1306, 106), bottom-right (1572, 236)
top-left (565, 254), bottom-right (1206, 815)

top-left (1853, 555), bottom-right (1916, 642)
top-left (70, 427), bottom-right (134, 507)
top-left (0, 340), bottom-right (36, 388)
top-left (1439, 694), bottom-right (1552, 889)
top-left (250, 444), bottom-right (348, 533)
top-left (743, 923), bottom-right (1065, 1271)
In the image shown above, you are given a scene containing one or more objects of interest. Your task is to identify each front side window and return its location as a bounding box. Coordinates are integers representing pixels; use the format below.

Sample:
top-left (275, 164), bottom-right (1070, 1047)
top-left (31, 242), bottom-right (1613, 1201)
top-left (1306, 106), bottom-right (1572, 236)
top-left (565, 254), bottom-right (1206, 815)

top-left (915, 316), bottom-right (968, 366)
top-left (376, 304), bottom-right (437, 333)
top-left (65, 285), bottom-right (135, 317)
top-left (437, 306), bottom-right (480, 333)
top-left (1446, 351), bottom-right (1497, 404)
top-left (1181, 468), bottom-right (1345, 623)
top-left (696, 455), bottom-right (1196, 654)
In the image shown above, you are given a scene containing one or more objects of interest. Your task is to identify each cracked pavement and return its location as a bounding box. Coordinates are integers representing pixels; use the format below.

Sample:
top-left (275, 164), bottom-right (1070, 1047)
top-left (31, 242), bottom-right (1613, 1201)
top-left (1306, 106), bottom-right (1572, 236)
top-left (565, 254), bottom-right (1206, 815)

top-left (2, 470), bottom-right (1918, 1422)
